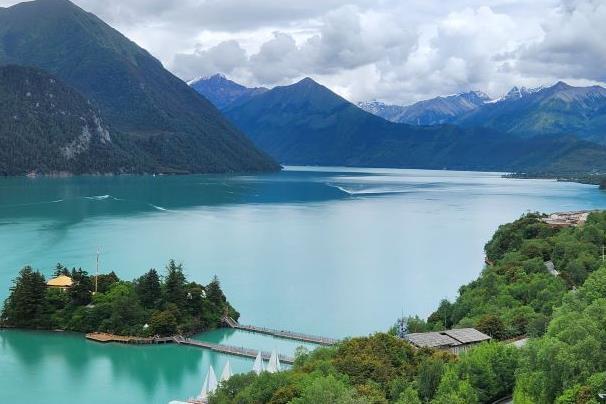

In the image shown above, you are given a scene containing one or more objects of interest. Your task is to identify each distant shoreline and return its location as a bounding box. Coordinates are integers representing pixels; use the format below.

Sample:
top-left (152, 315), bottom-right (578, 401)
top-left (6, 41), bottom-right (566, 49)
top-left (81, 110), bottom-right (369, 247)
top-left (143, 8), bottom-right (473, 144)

top-left (504, 172), bottom-right (606, 188)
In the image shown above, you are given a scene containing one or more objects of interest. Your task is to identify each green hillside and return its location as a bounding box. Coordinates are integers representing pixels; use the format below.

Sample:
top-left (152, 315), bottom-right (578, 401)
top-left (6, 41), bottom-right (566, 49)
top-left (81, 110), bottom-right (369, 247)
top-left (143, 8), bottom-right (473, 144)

top-left (0, 65), bottom-right (146, 175)
top-left (0, 0), bottom-right (279, 174)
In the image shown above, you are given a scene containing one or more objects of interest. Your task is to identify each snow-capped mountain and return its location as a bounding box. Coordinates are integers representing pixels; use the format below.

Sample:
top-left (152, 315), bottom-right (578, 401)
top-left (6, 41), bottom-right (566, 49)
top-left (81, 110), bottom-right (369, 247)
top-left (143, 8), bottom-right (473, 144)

top-left (457, 81), bottom-right (606, 143)
top-left (358, 91), bottom-right (491, 125)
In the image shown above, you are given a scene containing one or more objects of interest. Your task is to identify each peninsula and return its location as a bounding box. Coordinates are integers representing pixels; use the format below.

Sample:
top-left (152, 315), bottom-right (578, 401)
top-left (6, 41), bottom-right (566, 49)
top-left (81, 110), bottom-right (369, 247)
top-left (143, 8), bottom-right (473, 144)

top-left (1, 260), bottom-right (238, 338)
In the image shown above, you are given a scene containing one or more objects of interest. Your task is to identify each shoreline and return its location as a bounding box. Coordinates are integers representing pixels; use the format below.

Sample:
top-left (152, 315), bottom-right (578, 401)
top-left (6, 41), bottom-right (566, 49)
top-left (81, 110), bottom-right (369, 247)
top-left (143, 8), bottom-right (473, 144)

top-left (504, 172), bottom-right (606, 187)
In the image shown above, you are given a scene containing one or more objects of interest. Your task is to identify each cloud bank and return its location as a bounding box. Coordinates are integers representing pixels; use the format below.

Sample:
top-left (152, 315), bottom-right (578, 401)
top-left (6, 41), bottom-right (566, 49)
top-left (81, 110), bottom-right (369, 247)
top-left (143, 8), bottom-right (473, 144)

top-left (0, 0), bottom-right (603, 104)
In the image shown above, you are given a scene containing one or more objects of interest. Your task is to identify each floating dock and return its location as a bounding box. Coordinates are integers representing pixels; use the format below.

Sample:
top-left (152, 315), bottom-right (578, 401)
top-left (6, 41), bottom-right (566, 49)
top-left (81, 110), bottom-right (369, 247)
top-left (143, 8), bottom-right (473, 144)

top-left (222, 316), bottom-right (339, 346)
top-left (85, 332), bottom-right (174, 344)
top-left (85, 333), bottom-right (295, 364)
top-left (173, 336), bottom-right (294, 364)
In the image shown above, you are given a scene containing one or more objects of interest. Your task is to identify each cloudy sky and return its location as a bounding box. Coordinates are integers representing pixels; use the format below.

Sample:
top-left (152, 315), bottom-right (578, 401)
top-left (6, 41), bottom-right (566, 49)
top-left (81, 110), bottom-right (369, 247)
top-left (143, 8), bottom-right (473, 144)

top-left (2, 0), bottom-right (604, 104)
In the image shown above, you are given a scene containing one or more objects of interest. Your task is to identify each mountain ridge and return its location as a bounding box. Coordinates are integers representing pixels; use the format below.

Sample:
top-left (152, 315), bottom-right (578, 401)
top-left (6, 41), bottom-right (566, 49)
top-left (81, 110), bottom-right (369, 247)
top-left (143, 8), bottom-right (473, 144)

top-left (189, 73), bottom-right (268, 110)
top-left (457, 81), bottom-right (606, 142)
top-left (0, 65), bottom-right (144, 175)
top-left (357, 81), bottom-right (606, 143)
top-left (0, 0), bottom-right (279, 174)
top-left (358, 90), bottom-right (491, 125)
top-left (223, 76), bottom-right (606, 174)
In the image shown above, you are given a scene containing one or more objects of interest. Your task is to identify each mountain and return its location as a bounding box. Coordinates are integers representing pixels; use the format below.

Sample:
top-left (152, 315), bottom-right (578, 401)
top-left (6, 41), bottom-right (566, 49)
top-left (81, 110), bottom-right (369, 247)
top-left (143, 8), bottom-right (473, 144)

top-left (189, 74), bottom-right (268, 110)
top-left (0, 0), bottom-right (279, 174)
top-left (457, 81), bottom-right (606, 143)
top-left (225, 77), bottom-right (606, 174)
top-left (0, 65), bottom-right (139, 175)
top-left (356, 101), bottom-right (408, 123)
top-left (358, 91), bottom-right (491, 125)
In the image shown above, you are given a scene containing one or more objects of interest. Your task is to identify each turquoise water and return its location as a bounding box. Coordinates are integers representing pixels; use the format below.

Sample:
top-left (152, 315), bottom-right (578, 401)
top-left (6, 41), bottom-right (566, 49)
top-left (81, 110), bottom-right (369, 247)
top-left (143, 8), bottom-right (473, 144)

top-left (1, 167), bottom-right (606, 403)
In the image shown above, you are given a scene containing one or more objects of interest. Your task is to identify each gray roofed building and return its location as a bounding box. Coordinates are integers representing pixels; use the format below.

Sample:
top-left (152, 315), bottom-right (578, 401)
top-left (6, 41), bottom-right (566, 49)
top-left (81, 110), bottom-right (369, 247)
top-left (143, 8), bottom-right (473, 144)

top-left (403, 328), bottom-right (491, 354)
top-left (404, 332), bottom-right (461, 349)
top-left (443, 328), bottom-right (491, 345)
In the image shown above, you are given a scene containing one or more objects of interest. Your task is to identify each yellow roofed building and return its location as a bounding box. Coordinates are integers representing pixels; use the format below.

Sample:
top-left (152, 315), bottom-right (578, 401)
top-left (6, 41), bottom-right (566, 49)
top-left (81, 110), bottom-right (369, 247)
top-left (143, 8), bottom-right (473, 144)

top-left (47, 275), bottom-right (73, 291)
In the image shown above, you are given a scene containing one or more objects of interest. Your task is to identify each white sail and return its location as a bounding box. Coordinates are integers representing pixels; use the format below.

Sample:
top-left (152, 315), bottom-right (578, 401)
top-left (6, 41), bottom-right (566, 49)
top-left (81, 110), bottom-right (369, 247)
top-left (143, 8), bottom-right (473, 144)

top-left (197, 371), bottom-right (209, 400)
top-left (253, 351), bottom-right (264, 375)
top-left (208, 366), bottom-right (218, 394)
top-left (220, 361), bottom-right (232, 382)
top-left (275, 352), bottom-right (281, 372)
top-left (266, 350), bottom-right (281, 373)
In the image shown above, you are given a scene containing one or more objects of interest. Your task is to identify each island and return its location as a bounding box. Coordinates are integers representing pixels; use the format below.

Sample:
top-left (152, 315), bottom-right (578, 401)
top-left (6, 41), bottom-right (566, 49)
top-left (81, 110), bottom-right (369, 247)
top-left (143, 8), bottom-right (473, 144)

top-left (0, 260), bottom-right (238, 338)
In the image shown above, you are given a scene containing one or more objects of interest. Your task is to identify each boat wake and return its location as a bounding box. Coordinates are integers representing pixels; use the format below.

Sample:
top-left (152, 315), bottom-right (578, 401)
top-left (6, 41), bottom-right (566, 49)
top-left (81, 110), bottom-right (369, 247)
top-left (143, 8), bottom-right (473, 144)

top-left (149, 204), bottom-right (169, 212)
top-left (328, 184), bottom-right (411, 196)
top-left (84, 194), bottom-right (121, 201)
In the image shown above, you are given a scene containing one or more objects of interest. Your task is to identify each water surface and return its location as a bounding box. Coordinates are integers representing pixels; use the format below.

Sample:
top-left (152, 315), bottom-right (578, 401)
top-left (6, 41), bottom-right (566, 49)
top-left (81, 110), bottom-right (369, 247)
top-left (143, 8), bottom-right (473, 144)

top-left (1, 167), bottom-right (605, 403)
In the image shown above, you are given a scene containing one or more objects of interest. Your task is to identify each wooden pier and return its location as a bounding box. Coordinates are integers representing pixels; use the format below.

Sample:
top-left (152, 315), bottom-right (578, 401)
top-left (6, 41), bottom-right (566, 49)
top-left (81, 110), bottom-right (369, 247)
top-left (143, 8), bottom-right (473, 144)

top-left (85, 332), bottom-right (295, 364)
top-left (173, 336), bottom-right (295, 364)
top-left (85, 332), bottom-right (174, 344)
top-left (223, 316), bottom-right (339, 346)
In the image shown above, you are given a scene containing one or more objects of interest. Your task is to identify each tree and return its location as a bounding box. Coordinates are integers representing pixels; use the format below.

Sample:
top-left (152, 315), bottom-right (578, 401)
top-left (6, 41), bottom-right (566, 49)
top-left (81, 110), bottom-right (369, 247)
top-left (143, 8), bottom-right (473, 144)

top-left (290, 376), bottom-right (366, 404)
top-left (96, 271), bottom-right (120, 294)
top-left (416, 356), bottom-right (446, 402)
top-left (455, 342), bottom-right (519, 403)
top-left (428, 299), bottom-right (453, 329)
top-left (149, 310), bottom-right (178, 336)
top-left (164, 260), bottom-right (187, 309)
top-left (1, 266), bottom-right (47, 328)
top-left (476, 314), bottom-right (507, 340)
top-left (432, 367), bottom-right (479, 404)
top-left (69, 268), bottom-right (93, 306)
top-left (396, 386), bottom-right (422, 404)
top-left (53, 263), bottom-right (70, 277)
top-left (206, 275), bottom-right (227, 309)
top-left (106, 283), bottom-right (145, 334)
top-left (135, 269), bottom-right (161, 309)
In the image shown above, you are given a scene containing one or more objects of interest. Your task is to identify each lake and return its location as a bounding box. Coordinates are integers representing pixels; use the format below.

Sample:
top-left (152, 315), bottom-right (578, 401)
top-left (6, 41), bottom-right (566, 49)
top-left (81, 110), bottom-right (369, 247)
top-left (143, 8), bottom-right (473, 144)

top-left (1, 167), bottom-right (605, 403)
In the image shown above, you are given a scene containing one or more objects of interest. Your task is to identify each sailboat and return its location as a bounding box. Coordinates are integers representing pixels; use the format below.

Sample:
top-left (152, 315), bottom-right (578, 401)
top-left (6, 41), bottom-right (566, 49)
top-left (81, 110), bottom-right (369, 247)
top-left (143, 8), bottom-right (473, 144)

top-left (252, 351), bottom-right (264, 375)
top-left (220, 361), bottom-right (232, 383)
top-left (196, 366), bottom-right (218, 402)
top-left (266, 350), bottom-right (281, 373)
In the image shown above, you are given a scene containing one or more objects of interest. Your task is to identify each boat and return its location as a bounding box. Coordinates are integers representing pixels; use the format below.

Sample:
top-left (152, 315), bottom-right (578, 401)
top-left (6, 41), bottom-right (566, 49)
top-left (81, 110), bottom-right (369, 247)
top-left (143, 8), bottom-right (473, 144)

top-left (266, 350), bottom-right (281, 373)
top-left (220, 361), bottom-right (232, 382)
top-left (176, 366), bottom-right (218, 404)
top-left (252, 351), bottom-right (264, 375)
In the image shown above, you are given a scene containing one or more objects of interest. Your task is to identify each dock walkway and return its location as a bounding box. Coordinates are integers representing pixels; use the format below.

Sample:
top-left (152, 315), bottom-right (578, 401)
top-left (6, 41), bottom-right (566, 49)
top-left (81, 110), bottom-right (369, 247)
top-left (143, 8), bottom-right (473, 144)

top-left (174, 336), bottom-right (294, 364)
top-left (85, 332), bottom-right (173, 344)
top-left (85, 333), bottom-right (295, 364)
top-left (223, 316), bottom-right (338, 346)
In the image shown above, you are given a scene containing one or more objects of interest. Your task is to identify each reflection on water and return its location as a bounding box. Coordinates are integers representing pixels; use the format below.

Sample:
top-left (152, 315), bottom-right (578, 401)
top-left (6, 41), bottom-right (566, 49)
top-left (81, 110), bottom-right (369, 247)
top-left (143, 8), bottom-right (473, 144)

top-left (0, 329), bottom-right (286, 404)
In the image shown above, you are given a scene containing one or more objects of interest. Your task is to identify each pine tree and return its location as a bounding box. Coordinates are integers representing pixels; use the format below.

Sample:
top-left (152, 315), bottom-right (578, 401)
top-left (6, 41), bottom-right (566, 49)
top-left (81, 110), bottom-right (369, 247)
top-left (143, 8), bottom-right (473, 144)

top-left (1, 266), bottom-right (47, 327)
top-left (163, 260), bottom-right (187, 310)
top-left (135, 269), bottom-right (161, 309)
top-left (69, 268), bottom-right (93, 306)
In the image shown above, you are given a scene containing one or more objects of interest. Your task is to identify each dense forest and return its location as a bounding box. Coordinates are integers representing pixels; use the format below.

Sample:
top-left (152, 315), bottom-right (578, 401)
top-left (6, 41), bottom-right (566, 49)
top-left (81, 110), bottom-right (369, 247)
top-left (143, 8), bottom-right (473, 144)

top-left (0, 65), bottom-right (144, 176)
top-left (209, 332), bottom-right (518, 403)
top-left (423, 212), bottom-right (605, 338)
top-left (0, 260), bottom-right (238, 337)
top-left (207, 211), bottom-right (606, 403)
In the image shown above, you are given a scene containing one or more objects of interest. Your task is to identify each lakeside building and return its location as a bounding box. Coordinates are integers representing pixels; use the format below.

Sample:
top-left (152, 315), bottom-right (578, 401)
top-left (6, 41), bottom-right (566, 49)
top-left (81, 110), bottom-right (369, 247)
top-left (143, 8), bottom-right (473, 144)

top-left (403, 328), bottom-right (491, 354)
top-left (46, 275), bottom-right (73, 291)
top-left (542, 211), bottom-right (592, 228)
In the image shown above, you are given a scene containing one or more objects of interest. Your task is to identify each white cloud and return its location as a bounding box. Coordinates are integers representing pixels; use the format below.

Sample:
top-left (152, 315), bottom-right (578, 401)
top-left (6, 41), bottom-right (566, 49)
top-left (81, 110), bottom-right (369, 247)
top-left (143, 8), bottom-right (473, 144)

top-left (2, 0), bottom-right (604, 105)
top-left (516, 0), bottom-right (606, 83)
